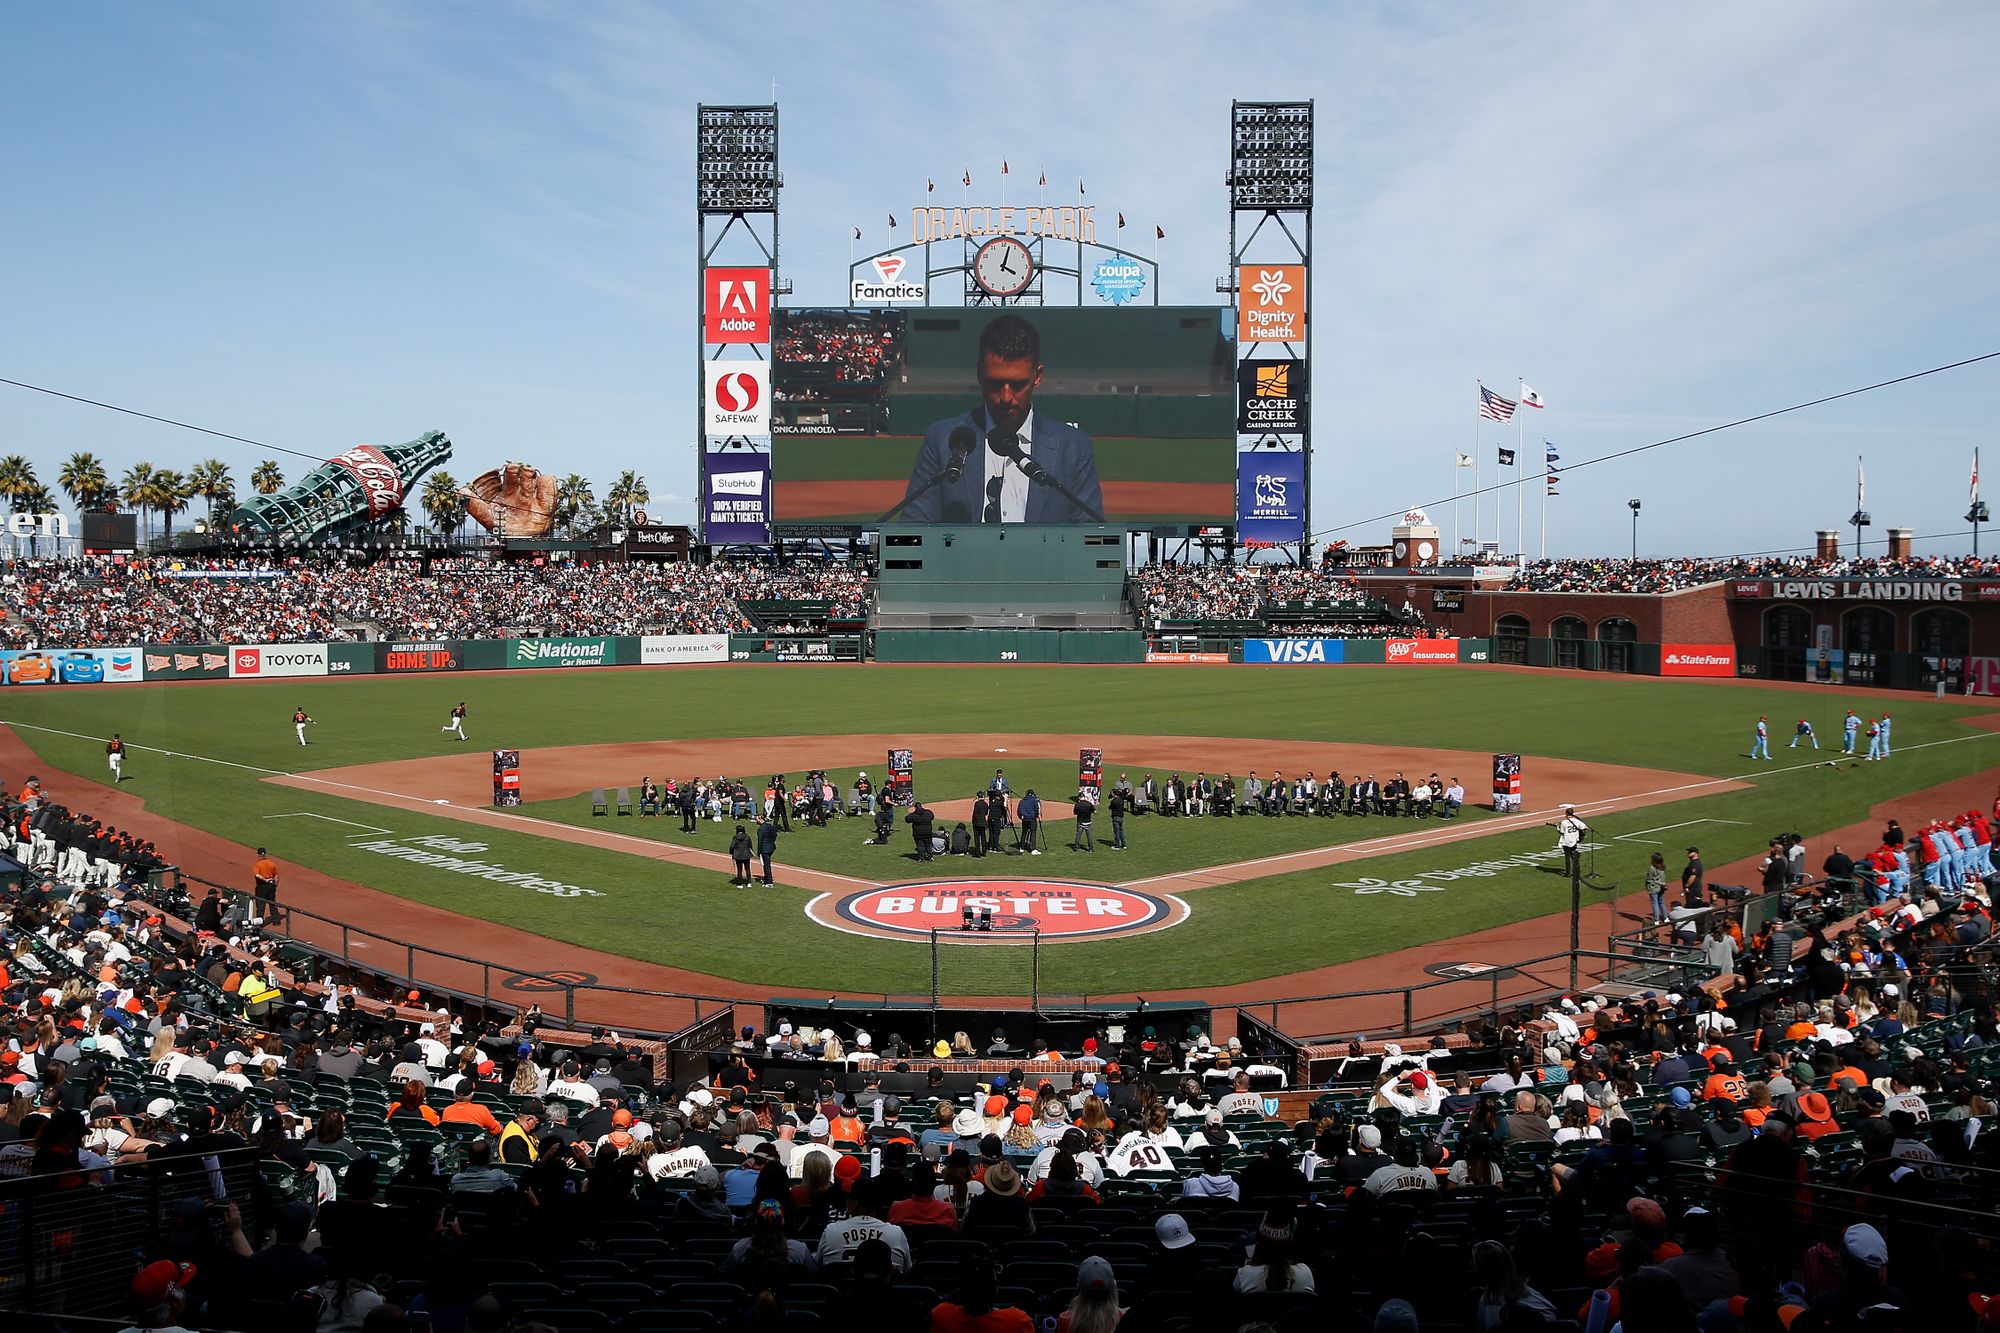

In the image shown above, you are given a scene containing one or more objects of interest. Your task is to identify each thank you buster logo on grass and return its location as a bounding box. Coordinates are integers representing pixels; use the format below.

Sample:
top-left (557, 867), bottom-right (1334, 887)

top-left (826, 880), bottom-right (1185, 942)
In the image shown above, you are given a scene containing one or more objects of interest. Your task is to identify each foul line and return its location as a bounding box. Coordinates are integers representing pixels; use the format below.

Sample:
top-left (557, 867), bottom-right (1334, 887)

top-left (1114, 732), bottom-right (2000, 893)
top-left (264, 812), bottom-right (392, 834)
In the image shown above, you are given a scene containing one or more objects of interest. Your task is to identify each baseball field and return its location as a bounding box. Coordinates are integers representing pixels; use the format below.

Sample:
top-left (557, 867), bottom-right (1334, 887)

top-left (3, 665), bottom-right (1995, 1018)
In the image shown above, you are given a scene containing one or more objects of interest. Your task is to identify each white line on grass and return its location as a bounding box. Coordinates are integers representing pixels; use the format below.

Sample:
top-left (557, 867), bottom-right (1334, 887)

top-left (1114, 733), bottom-right (2000, 891)
top-left (263, 813), bottom-right (392, 834)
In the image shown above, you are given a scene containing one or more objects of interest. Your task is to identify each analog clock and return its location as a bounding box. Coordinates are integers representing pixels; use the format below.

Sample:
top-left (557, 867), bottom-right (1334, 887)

top-left (973, 236), bottom-right (1034, 297)
top-left (1416, 540), bottom-right (1435, 562)
top-left (1394, 540), bottom-right (1408, 560)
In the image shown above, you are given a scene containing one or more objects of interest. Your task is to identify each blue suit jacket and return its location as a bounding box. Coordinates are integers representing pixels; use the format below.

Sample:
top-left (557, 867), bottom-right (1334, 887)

top-left (896, 408), bottom-right (1103, 523)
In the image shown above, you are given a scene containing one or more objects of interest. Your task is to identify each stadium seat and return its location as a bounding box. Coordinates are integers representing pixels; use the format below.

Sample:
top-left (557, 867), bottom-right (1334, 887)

top-left (617, 787), bottom-right (633, 815)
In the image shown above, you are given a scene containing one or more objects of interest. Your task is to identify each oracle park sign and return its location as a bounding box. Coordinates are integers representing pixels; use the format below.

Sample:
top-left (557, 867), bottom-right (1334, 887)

top-left (813, 879), bottom-right (1188, 942)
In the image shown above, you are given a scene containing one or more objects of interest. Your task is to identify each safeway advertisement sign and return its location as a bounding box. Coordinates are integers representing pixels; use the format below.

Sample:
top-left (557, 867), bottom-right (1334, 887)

top-left (1661, 644), bottom-right (1736, 677)
top-left (704, 361), bottom-right (771, 436)
top-left (1385, 639), bottom-right (1460, 665)
top-left (228, 644), bottom-right (329, 678)
top-left (703, 266), bottom-right (771, 344)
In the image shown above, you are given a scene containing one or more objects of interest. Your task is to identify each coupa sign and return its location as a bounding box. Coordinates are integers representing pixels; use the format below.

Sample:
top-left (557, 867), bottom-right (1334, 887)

top-left (814, 879), bottom-right (1188, 942)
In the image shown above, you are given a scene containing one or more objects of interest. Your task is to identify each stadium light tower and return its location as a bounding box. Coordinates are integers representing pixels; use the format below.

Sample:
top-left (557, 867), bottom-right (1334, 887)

top-left (696, 105), bottom-right (787, 548)
top-left (1227, 101), bottom-right (1314, 566)
top-left (1627, 498), bottom-right (1641, 563)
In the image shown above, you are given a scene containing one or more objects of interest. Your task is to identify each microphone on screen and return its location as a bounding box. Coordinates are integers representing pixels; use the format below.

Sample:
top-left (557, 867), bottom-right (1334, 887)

top-left (940, 426), bottom-right (978, 483)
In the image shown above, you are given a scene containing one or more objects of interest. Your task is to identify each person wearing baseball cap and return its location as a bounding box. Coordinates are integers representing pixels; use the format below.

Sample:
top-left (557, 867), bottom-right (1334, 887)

top-left (1063, 1255), bottom-right (1119, 1330)
top-left (130, 1259), bottom-right (199, 1328)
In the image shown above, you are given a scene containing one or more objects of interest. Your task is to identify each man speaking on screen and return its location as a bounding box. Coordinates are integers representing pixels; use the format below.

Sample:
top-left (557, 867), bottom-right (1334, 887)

top-left (896, 314), bottom-right (1104, 523)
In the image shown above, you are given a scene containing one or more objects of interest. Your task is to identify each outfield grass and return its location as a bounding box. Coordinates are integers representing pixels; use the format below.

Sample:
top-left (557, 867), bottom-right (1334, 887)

top-left (2, 666), bottom-right (1994, 995)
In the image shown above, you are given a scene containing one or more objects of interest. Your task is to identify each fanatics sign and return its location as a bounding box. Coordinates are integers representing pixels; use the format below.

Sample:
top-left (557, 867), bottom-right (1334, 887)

top-left (822, 880), bottom-right (1186, 942)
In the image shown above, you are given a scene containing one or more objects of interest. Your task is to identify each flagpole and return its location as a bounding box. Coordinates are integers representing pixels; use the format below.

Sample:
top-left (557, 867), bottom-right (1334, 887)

top-left (1453, 452), bottom-right (1461, 557)
top-left (1540, 443), bottom-right (1549, 561)
top-left (1516, 381), bottom-right (1526, 566)
top-left (1473, 382), bottom-right (1483, 556)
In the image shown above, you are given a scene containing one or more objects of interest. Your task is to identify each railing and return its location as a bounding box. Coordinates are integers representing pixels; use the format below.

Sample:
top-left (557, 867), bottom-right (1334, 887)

top-left (172, 871), bottom-right (800, 1037)
top-left (0, 1145), bottom-right (267, 1320)
top-left (1255, 945), bottom-right (1713, 1045)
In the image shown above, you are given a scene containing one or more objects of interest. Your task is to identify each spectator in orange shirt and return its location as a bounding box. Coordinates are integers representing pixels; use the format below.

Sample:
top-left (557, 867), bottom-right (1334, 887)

top-left (387, 1080), bottom-right (441, 1127)
top-left (439, 1084), bottom-right (503, 1135)
top-left (1795, 1091), bottom-right (1839, 1141)
top-left (1701, 1056), bottom-right (1748, 1104)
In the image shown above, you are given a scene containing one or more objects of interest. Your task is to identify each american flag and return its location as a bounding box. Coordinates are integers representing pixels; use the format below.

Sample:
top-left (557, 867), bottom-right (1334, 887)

top-left (1478, 386), bottom-right (1517, 422)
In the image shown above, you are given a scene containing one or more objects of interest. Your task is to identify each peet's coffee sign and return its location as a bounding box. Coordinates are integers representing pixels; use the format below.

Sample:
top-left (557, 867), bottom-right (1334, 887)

top-left (1732, 579), bottom-right (1990, 602)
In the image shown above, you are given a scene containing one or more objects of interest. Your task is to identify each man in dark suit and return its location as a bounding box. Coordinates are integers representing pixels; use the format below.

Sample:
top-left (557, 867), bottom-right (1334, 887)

top-left (969, 794), bottom-right (990, 859)
top-left (906, 801), bottom-right (935, 861)
top-left (896, 314), bottom-right (1103, 523)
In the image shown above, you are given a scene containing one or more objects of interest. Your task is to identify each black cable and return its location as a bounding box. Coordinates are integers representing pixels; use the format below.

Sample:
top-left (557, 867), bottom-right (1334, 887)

top-left (1311, 349), bottom-right (2000, 541)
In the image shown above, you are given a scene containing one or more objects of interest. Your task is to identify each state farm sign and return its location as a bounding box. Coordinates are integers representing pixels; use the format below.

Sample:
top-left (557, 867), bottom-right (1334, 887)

top-left (818, 879), bottom-right (1187, 942)
top-left (1385, 639), bottom-right (1460, 665)
top-left (1661, 644), bottom-right (1736, 677)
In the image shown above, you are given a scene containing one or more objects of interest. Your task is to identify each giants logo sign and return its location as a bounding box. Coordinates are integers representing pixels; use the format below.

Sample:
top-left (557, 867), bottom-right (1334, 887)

top-left (1385, 639), bottom-right (1460, 665)
top-left (704, 267), bottom-right (771, 343)
top-left (813, 879), bottom-right (1187, 942)
top-left (331, 445), bottom-right (405, 517)
top-left (704, 361), bottom-right (771, 435)
top-left (1661, 644), bottom-right (1736, 677)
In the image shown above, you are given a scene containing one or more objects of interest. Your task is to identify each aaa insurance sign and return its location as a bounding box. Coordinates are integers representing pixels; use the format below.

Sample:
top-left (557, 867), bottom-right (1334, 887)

top-left (812, 879), bottom-right (1188, 942)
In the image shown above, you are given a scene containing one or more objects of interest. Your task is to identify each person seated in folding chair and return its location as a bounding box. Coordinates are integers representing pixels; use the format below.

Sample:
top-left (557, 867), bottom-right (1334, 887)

top-left (1410, 779), bottom-right (1435, 818)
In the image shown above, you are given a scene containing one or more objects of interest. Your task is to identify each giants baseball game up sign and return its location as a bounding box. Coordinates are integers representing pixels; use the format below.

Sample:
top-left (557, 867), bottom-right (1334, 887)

top-left (814, 879), bottom-right (1188, 943)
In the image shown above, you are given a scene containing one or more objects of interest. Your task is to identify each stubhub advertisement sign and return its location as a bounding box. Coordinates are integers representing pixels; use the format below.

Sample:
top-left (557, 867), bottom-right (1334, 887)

top-left (1243, 639), bottom-right (1346, 664)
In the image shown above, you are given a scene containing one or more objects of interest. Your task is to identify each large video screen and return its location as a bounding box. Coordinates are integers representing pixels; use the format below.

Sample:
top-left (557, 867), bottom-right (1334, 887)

top-left (772, 306), bottom-right (1234, 527)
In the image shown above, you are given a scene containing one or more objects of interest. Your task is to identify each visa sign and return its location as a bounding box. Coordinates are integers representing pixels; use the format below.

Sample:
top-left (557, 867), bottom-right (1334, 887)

top-left (1243, 638), bottom-right (1346, 664)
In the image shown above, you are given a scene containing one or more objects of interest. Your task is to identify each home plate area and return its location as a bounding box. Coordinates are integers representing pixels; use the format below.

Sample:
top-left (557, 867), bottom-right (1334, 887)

top-left (809, 879), bottom-right (1190, 943)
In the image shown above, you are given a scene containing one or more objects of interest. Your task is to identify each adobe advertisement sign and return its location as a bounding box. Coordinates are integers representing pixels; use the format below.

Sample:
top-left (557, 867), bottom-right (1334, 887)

top-left (703, 266), bottom-right (772, 343)
top-left (704, 452), bottom-right (772, 544)
top-left (1661, 644), bottom-right (1736, 677)
top-left (1237, 264), bottom-right (1307, 343)
top-left (815, 879), bottom-right (1188, 942)
top-left (1236, 451), bottom-right (1305, 545)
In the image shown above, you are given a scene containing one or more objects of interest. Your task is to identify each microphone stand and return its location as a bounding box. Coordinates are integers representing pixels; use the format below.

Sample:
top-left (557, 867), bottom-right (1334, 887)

top-left (878, 431), bottom-right (977, 524)
top-left (988, 434), bottom-right (1106, 523)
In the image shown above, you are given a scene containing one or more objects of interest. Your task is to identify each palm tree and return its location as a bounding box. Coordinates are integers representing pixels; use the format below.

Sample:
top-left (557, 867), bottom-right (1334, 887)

top-left (14, 483), bottom-right (55, 556)
top-left (120, 463), bottom-right (156, 543)
top-left (251, 460), bottom-right (285, 495)
top-left (145, 468), bottom-right (190, 546)
top-left (58, 452), bottom-right (111, 512)
top-left (421, 471), bottom-right (462, 537)
top-left (605, 470), bottom-right (649, 524)
top-left (188, 458), bottom-right (235, 526)
top-left (0, 456), bottom-right (36, 554)
top-left (554, 473), bottom-right (597, 536)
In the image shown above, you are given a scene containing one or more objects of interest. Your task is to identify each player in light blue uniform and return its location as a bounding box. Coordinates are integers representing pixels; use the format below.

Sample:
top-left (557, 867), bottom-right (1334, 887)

top-left (1865, 718), bottom-right (1885, 761)
top-left (1879, 712), bottom-right (1892, 756)
top-left (1751, 716), bottom-right (1771, 760)
top-left (1842, 710), bottom-right (1860, 755)
top-left (1789, 719), bottom-right (1818, 750)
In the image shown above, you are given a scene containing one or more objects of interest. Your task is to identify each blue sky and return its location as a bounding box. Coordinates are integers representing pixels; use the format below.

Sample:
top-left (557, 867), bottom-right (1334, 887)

top-left (3, 2), bottom-right (1997, 558)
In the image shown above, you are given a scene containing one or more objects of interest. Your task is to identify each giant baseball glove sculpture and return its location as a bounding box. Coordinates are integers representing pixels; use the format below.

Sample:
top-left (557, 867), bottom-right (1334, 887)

top-left (461, 462), bottom-right (559, 537)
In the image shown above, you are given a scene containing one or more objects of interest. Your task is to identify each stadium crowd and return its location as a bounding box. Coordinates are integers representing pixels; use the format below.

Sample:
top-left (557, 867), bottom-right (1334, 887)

top-left (773, 311), bottom-right (905, 394)
top-left (1129, 563), bottom-right (1445, 638)
top-left (1505, 554), bottom-right (2000, 596)
top-left (0, 558), bottom-right (870, 647)
top-left (3, 749), bottom-right (1997, 1333)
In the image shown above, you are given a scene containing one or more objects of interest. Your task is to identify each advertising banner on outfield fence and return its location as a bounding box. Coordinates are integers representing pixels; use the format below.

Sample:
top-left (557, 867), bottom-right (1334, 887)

top-left (228, 643), bottom-right (329, 679)
top-left (511, 637), bottom-right (616, 669)
top-left (1145, 651), bottom-right (1231, 664)
top-left (1385, 639), bottom-right (1461, 665)
top-left (378, 642), bottom-right (462, 673)
top-left (639, 634), bottom-right (731, 665)
top-left (1242, 638), bottom-right (1346, 664)
top-left (328, 643), bottom-right (377, 675)
top-left (0, 647), bottom-right (144, 685)
top-left (1236, 452), bottom-right (1306, 545)
top-left (704, 452), bottom-right (772, 545)
top-left (143, 644), bottom-right (231, 681)
top-left (1661, 644), bottom-right (1736, 677)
